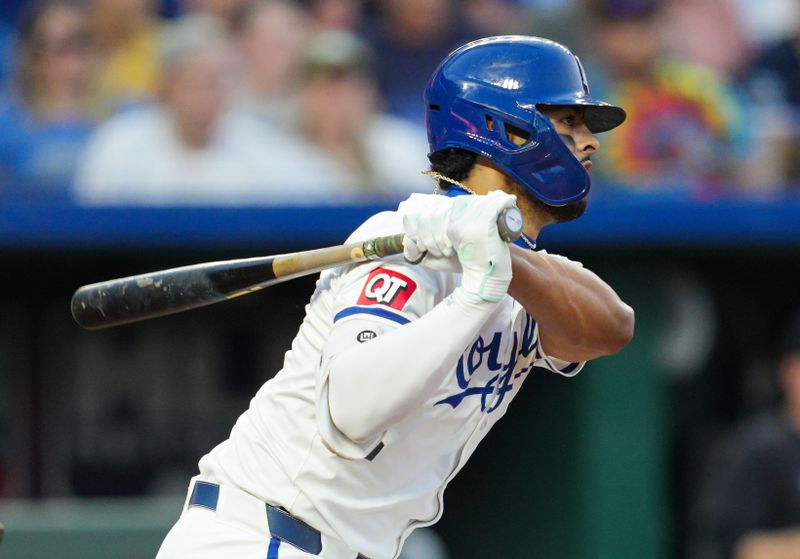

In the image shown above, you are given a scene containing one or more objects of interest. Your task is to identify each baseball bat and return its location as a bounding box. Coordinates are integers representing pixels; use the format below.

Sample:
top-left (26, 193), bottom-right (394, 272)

top-left (71, 207), bottom-right (524, 330)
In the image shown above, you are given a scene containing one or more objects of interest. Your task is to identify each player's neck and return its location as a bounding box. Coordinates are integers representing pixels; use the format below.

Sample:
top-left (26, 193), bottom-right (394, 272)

top-left (463, 160), bottom-right (552, 238)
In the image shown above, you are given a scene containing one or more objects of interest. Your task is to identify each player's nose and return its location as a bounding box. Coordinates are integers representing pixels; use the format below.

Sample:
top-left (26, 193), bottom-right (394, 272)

top-left (576, 125), bottom-right (600, 155)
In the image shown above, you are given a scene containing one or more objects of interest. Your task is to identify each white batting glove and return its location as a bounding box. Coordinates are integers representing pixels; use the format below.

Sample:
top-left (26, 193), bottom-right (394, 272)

top-left (401, 192), bottom-right (516, 302)
top-left (447, 191), bottom-right (516, 303)
top-left (401, 195), bottom-right (461, 273)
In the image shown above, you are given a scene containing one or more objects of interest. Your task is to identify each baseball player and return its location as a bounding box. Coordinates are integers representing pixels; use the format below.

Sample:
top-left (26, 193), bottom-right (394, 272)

top-left (156, 36), bottom-right (633, 559)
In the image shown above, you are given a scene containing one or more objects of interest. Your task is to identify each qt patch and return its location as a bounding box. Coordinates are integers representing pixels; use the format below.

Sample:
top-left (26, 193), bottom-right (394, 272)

top-left (357, 268), bottom-right (416, 311)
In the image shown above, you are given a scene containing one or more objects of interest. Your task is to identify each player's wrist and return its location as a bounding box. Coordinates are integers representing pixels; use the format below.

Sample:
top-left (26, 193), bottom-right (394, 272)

top-left (460, 266), bottom-right (512, 303)
top-left (452, 282), bottom-right (505, 308)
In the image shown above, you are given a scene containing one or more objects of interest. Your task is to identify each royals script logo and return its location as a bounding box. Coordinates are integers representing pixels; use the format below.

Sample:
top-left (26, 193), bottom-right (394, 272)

top-left (436, 313), bottom-right (541, 413)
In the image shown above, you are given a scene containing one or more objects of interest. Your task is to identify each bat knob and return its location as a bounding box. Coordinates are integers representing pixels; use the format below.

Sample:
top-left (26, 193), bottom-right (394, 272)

top-left (497, 206), bottom-right (524, 243)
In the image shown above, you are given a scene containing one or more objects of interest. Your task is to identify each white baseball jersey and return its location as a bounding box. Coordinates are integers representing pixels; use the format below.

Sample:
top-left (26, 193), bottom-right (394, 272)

top-left (198, 194), bottom-right (584, 559)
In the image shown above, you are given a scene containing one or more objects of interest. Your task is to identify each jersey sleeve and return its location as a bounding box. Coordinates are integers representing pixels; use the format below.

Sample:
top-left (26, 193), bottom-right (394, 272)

top-left (315, 317), bottom-right (390, 460)
top-left (533, 333), bottom-right (585, 377)
top-left (315, 212), bottom-right (444, 459)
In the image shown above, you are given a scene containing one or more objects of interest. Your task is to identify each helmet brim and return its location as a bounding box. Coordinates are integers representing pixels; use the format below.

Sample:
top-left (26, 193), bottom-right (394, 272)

top-left (536, 101), bottom-right (627, 133)
top-left (583, 104), bottom-right (627, 133)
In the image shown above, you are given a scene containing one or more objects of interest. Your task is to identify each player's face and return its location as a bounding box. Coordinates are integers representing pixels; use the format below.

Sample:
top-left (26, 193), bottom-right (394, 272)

top-left (542, 106), bottom-right (598, 223)
top-left (503, 106), bottom-right (598, 224)
top-left (538, 106), bottom-right (601, 169)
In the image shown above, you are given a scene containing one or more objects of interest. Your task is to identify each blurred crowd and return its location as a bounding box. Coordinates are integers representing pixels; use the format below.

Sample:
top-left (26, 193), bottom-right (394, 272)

top-left (0, 0), bottom-right (799, 204)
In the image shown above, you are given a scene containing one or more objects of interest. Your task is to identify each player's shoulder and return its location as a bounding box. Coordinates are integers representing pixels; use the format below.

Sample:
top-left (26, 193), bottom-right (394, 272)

top-left (344, 210), bottom-right (402, 244)
top-left (344, 193), bottom-right (439, 244)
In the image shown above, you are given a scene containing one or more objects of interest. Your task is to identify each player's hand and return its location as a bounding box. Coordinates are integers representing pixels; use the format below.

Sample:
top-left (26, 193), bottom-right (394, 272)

top-left (401, 192), bottom-right (516, 302)
top-left (401, 194), bottom-right (461, 273)
top-left (447, 191), bottom-right (516, 303)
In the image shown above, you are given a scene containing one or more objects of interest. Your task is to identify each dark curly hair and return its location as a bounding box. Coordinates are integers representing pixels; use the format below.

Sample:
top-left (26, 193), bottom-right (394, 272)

top-left (427, 148), bottom-right (477, 190)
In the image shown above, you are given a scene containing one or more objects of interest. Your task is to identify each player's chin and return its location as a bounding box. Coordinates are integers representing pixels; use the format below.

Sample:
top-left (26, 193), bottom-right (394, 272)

top-left (538, 197), bottom-right (588, 224)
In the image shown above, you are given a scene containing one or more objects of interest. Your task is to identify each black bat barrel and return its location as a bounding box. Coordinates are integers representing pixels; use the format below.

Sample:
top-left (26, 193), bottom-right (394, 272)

top-left (71, 257), bottom-right (278, 330)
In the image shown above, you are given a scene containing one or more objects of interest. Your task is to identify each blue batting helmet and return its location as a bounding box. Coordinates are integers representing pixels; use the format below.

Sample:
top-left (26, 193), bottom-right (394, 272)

top-left (425, 36), bottom-right (626, 206)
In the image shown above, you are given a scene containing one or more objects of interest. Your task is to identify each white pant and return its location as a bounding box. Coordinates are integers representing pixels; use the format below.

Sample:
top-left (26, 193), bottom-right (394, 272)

top-left (156, 478), bottom-right (364, 559)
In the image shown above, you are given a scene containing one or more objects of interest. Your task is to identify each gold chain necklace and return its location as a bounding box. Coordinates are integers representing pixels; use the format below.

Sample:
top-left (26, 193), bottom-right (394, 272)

top-left (421, 170), bottom-right (538, 251)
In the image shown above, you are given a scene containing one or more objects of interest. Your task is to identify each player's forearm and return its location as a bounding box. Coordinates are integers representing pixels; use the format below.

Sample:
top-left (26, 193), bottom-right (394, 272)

top-left (327, 288), bottom-right (495, 443)
top-left (508, 246), bottom-right (634, 362)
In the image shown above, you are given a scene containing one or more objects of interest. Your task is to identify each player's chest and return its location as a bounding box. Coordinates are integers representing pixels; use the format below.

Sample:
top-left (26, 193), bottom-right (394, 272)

top-left (435, 304), bottom-right (539, 415)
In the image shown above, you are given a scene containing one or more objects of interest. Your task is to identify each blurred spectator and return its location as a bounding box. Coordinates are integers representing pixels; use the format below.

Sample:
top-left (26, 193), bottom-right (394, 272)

top-left (74, 14), bottom-right (357, 205)
top-left (695, 311), bottom-right (800, 559)
top-left (728, 0), bottom-right (800, 49)
top-left (742, 20), bottom-right (800, 186)
top-left (0, 0), bottom-right (95, 199)
top-left (662, 0), bottom-right (752, 77)
top-left (180, 0), bottom-right (249, 30)
top-left (583, 0), bottom-right (749, 198)
top-left (525, 0), bottom-right (590, 56)
top-left (74, 15), bottom-right (266, 204)
top-left (520, 0), bottom-right (577, 7)
top-left (364, 0), bottom-right (479, 124)
top-left (87, 0), bottom-right (162, 115)
top-left (289, 30), bottom-right (430, 197)
top-left (463, 0), bottom-right (531, 37)
top-left (233, 0), bottom-right (311, 127)
top-left (748, 24), bottom-right (800, 108)
top-left (306, 0), bottom-right (363, 31)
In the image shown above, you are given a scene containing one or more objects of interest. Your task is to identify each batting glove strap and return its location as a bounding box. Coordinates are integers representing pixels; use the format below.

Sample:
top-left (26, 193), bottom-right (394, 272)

top-left (450, 192), bottom-right (515, 303)
top-left (459, 258), bottom-right (506, 303)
